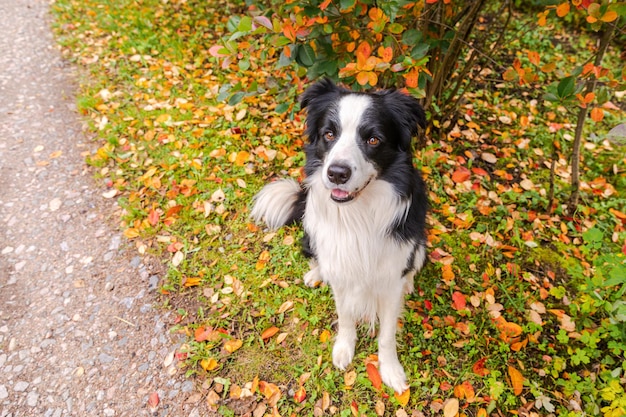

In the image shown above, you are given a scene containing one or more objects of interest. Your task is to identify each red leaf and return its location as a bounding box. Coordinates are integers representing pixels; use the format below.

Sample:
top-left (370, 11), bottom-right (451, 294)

top-left (147, 392), bottom-right (159, 409)
top-left (451, 167), bottom-right (471, 183)
top-left (472, 358), bottom-right (489, 376)
top-left (366, 363), bottom-right (382, 390)
top-left (148, 208), bottom-right (160, 226)
top-left (471, 167), bottom-right (489, 177)
top-left (293, 386), bottom-right (307, 403)
top-left (424, 300), bottom-right (433, 311)
top-left (451, 291), bottom-right (466, 311)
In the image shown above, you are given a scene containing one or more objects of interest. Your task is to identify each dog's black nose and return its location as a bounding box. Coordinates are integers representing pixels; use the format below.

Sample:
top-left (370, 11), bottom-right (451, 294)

top-left (327, 164), bottom-right (352, 185)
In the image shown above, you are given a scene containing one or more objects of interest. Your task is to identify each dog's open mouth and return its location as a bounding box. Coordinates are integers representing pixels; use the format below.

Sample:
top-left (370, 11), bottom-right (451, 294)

top-left (330, 188), bottom-right (356, 203)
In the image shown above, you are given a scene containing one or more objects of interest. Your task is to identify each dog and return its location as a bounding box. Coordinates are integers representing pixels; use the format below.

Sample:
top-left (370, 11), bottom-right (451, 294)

top-left (251, 79), bottom-right (428, 393)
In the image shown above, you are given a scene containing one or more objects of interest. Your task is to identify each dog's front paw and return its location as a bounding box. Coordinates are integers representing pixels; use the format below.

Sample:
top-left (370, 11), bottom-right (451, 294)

top-left (303, 266), bottom-right (322, 287)
top-left (332, 339), bottom-right (355, 370)
top-left (379, 358), bottom-right (408, 394)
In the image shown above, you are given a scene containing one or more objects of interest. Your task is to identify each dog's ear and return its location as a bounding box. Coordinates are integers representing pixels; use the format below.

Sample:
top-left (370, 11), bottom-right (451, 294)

top-left (300, 78), bottom-right (343, 109)
top-left (380, 90), bottom-right (426, 137)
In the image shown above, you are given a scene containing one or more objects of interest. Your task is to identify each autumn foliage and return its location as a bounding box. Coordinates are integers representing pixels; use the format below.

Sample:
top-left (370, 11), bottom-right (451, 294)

top-left (51, 0), bottom-right (626, 416)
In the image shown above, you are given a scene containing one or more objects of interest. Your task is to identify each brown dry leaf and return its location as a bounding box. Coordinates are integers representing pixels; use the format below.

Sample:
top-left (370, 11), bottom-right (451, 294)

top-left (277, 300), bottom-right (294, 314)
top-left (344, 370), bottom-right (357, 387)
top-left (375, 399), bottom-right (385, 416)
top-left (443, 398), bottom-right (459, 417)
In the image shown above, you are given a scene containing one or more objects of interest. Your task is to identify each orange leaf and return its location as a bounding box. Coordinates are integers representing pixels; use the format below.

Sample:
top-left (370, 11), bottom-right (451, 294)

top-left (451, 167), bottom-right (471, 183)
top-left (356, 71), bottom-right (372, 86)
top-left (527, 50), bottom-right (540, 66)
top-left (356, 41), bottom-right (372, 62)
top-left (366, 363), bottom-right (382, 390)
top-left (282, 22), bottom-right (296, 42)
top-left (556, 2), bottom-right (570, 17)
top-left (378, 46), bottom-right (393, 63)
top-left (508, 365), bottom-right (524, 395)
top-left (261, 326), bottom-right (280, 340)
top-left (590, 107), bottom-right (604, 122)
top-left (404, 69), bottom-right (418, 88)
top-left (319, 329), bottom-right (331, 343)
top-left (234, 151), bottom-right (250, 166)
top-left (442, 264), bottom-right (455, 282)
top-left (600, 10), bottom-right (618, 22)
top-left (453, 381), bottom-right (475, 401)
top-left (451, 291), bottom-right (466, 311)
top-left (394, 388), bottom-right (410, 406)
top-left (472, 358), bottom-right (489, 376)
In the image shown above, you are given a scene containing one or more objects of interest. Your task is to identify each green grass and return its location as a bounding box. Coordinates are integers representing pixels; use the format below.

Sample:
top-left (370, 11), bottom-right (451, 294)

top-left (51, 1), bottom-right (626, 415)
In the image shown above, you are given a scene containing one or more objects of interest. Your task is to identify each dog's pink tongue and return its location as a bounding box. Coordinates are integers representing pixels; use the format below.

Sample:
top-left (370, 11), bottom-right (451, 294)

top-left (331, 189), bottom-right (349, 199)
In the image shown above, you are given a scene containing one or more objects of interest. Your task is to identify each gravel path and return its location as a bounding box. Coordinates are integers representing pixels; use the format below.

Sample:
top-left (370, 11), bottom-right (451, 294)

top-left (0, 1), bottom-right (206, 416)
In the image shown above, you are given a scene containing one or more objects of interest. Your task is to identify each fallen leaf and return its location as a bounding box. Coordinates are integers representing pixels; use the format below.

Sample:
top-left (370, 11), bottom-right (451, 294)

top-left (508, 365), bottom-right (524, 395)
top-left (366, 363), bottom-right (382, 390)
top-left (293, 386), bottom-right (306, 403)
top-left (451, 167), bottom-right (471, 183)
top-left (344, 370), bottom-right (357, 387)
top-left (200, 358), bottom-right (219, 371)
top-left (451, 291), bottom-right (466, 311)
top-left (443, 398), bottom-right (459, 417)
top-left (223, 338), bottom-right (243, 353)
top-left (480, 152), bottom-right (497, 164)
top-left (395, 387), bottom-right (410, 406)
top-left (472, 358), bottom-right (489, 376)
top-left (261, 326), bottom-right (280, 340)
top-left (147, 392), bottom-right (159, 410)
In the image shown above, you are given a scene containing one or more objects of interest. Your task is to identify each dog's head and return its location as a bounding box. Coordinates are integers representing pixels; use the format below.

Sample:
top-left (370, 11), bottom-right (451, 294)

top-left (300, 79), bottom-right (426, 203)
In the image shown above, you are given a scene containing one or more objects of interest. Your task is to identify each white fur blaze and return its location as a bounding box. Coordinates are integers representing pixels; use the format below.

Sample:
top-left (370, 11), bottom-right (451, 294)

top-left (250, 179), bottom-right (301, 229)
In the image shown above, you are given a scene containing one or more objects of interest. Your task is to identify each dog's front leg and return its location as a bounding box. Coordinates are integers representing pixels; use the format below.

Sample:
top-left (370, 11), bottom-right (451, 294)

top-left (377, 292), bottom-right (408, 393)
top-left (331, 292), bottom-right (357, 370)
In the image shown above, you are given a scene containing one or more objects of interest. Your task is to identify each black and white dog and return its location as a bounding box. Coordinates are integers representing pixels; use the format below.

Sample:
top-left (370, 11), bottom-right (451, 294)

top-left (251, 79), bottom-right (428, 393)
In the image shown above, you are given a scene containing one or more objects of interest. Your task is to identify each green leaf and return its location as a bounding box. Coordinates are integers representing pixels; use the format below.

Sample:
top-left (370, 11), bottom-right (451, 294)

top-left (296, 44), bottom-right (316, 67)
top-left (237, 16), bottom-right (253, 32)
top-left (557, 76), bottom-right (576, 99)
top-left (340, 0), bottom-right (356, 11)
top-left (228, 91), bottom-right (246, 106)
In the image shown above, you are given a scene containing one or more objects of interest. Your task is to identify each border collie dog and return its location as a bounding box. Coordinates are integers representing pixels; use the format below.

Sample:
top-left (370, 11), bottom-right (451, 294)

top-left (251, 79), bottom-right (428, 393)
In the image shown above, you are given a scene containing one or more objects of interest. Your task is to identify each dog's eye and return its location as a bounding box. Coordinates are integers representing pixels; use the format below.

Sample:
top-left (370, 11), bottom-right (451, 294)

top-left (367, 137), bottom-right (380, 146)
top-left (324, 131), bottom-right (335, 142)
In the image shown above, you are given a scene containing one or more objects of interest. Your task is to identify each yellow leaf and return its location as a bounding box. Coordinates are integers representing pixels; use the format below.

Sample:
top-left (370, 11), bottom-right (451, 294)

top-left (508, 365), bottom-right (524, 395)
top-left (394, 387), bottom-right (410, 406)
top-left (223, 338), bottom-right (243, 354)
top-left (200, 358), bottom-right (219, 371)
top-left (443, 398), bottom-right (459, 417)
top-left (124, 227), bottom-right (140, 238)
top-left (319, 329), bottom-right (331, 343)
top-left (234, 151), bottom-right (250, 166)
